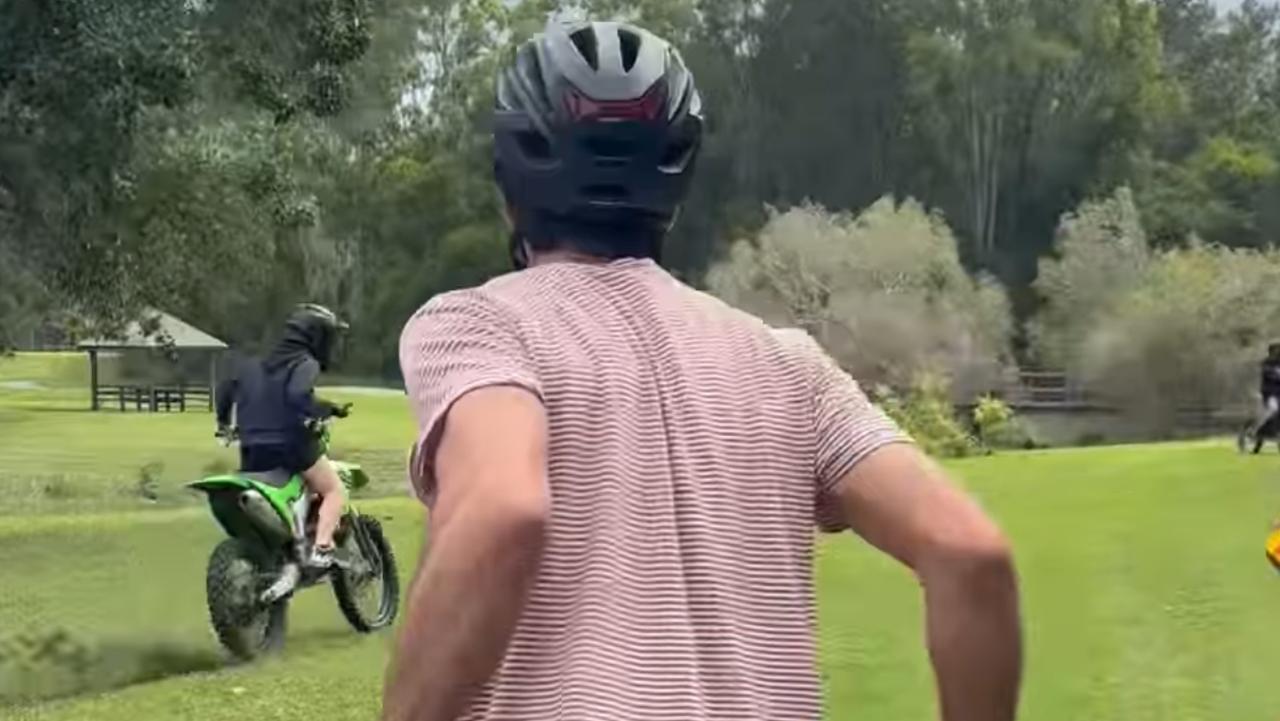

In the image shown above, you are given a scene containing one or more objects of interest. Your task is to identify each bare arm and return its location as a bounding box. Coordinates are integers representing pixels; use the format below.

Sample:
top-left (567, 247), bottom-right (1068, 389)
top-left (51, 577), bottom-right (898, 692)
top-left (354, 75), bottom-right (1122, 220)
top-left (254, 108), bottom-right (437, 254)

top-left (837, 444), bottom-right (1021, 721)
top-left (381, 386), bottom-right (550, 721)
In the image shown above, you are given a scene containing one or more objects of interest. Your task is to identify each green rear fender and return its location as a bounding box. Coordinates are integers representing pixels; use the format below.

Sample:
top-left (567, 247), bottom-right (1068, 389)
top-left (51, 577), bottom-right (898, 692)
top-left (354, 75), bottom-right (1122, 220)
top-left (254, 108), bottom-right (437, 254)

top-left (187, 475), bottom-right (253, 493)
top-left (187, 474), bottom-right (303, 528)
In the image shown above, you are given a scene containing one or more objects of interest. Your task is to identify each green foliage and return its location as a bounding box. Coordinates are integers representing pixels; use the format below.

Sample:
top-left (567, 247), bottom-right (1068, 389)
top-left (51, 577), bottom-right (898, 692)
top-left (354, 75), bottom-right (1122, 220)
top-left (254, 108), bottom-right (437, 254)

top-left (0, 0), bottom-right (413, 337)
top-left (972, 395), bottom-right (1036, 451)
top-left (13, 0), bottom-right (1280, 380)
top-left (1135, 2), bottom-right (1280, 248)
top-left (973, 394), bottom-right (1014, 435)
top-left (874, 374), bottom-right (978, 459)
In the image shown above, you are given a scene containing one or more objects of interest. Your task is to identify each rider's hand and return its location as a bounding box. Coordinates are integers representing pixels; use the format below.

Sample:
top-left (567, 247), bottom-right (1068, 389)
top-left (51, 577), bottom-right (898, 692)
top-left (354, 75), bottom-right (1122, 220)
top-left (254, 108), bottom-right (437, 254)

top-left (332, 403), bottom-right (353, 419)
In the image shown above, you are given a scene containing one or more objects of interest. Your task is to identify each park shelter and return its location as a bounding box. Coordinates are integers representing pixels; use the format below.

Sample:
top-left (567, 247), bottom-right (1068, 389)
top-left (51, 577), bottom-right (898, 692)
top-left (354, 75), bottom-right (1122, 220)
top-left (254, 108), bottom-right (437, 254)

top-left (78, 310), bottom-right (227, 412)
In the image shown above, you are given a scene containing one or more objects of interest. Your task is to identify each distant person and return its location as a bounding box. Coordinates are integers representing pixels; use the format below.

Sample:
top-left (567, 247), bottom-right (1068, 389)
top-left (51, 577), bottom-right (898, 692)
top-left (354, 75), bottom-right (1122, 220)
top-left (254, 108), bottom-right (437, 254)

top-left (382, 19), bottom-right (1021, 721)
top-left (214, 303), bottom-right (350, 568)
top-left (1248, 343), bottom-right (1280, 453)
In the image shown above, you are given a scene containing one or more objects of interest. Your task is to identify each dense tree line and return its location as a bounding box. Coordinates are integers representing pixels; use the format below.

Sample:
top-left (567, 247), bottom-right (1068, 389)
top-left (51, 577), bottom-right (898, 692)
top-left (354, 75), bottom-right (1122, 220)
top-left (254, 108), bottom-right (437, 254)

top-left (6, 0), bottom-right (1280, 382)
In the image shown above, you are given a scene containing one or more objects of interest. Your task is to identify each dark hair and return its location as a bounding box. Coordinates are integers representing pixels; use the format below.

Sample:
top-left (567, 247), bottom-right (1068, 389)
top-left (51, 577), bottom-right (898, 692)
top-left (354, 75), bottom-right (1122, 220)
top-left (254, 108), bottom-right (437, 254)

top-left (509, 207), bottom-right (665, 267)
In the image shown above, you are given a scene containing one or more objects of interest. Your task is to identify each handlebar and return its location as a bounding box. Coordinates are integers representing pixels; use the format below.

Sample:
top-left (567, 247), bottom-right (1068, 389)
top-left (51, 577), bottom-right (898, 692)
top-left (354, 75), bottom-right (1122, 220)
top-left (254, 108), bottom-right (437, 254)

top-left (215, 426), bottom-right (239, 448)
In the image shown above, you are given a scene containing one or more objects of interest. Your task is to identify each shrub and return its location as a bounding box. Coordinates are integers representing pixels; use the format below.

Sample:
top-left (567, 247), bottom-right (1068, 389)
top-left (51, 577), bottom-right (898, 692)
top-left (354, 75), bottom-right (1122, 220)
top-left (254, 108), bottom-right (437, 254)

top-left (1033, 188), bottom-right (1280, 433)
top-left (1030, 187), bottom-right (1151, 368)
top-left (708, 200), bottom-right (1013, 400)
top-left (874, 374), bottom-right (978, 458)
top-left (1077, 242), bottom-right (1280, 432)
top-left (972, 395), bottom-right (1036, 450)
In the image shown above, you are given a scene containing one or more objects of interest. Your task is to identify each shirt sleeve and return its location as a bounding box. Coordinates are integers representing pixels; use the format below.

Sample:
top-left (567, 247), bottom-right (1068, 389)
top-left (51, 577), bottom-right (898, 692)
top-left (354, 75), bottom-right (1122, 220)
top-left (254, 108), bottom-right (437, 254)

top-left (285, 358), bottom-right (321, 416)
top-left (399, 289), bottom-right (543, 505)
top-left (807, 342), bottom-right (911, 532)
top-left (214, 358), bottom-right (239, 428)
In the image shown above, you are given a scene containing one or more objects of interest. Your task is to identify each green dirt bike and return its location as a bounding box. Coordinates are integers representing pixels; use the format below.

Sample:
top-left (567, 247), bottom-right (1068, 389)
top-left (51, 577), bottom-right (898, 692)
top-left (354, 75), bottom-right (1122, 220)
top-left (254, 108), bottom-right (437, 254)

top-left (187, 413), bottom-right (400, 660)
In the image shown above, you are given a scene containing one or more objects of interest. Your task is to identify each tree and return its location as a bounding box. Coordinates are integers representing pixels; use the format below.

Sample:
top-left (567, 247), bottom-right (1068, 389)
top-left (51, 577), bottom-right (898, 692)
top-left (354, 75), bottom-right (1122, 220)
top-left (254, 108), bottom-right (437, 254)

top-left (0, 0), bottom-right (408, 338)
top-left (904, 0), bottom-right (1174, 283)
top-left (1137, 0), bottom-right (1280, 248)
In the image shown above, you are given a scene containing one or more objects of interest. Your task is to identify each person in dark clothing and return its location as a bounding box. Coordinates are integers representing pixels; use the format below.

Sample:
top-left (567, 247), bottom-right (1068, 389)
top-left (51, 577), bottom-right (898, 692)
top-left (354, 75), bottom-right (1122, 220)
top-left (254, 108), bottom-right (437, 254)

top-left (215, 303), bottom-right (351, 567)
top-left (1251, 343), bottom-right (1280, 452)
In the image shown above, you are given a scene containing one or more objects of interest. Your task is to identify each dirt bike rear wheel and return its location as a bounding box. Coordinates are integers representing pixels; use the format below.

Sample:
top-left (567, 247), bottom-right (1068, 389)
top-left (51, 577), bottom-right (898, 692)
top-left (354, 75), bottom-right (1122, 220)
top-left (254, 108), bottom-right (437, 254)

top-left (206, 538), bottom-right (288, 660)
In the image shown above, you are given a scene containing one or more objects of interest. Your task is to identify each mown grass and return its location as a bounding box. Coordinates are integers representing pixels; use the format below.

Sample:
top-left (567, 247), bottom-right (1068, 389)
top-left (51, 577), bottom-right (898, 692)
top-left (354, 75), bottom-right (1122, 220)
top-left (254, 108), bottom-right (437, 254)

top-left (0, 499), bottom-right (425, 708)
top-left (1, 445), bottom-right (1277, 719)
top-left (3, 354), bottom-right (1280, 719)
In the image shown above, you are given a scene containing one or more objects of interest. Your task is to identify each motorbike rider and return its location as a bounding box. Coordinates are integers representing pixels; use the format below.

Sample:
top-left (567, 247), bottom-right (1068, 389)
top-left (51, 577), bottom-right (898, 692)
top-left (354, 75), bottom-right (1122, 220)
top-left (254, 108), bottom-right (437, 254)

top-left (214, 303), bottom-right (351, 568)
top-left (1250, 342), bottom-right (1280, 452)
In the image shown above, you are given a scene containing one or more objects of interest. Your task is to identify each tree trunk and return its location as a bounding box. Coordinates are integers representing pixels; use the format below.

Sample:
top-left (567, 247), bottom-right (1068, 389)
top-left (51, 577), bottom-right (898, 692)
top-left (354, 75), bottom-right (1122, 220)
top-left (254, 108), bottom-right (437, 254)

top-left (968, 87), bottom-right (985, 259)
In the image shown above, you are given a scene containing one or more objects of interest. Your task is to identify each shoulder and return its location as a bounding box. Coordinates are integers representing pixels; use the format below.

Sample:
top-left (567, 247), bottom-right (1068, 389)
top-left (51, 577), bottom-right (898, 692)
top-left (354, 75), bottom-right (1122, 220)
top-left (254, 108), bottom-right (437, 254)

top-left (291, 356), bottom-right (320, 381)
top-left (400, 284), bottom-right (521, 347)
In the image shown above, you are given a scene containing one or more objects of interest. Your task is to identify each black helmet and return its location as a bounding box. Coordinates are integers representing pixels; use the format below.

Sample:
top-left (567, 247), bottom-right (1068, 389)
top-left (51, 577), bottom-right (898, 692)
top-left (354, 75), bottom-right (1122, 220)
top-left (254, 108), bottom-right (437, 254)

top-left (282, 303), bottom-right (348, 370)
top-left (494, 20), bottom-right (704, 267)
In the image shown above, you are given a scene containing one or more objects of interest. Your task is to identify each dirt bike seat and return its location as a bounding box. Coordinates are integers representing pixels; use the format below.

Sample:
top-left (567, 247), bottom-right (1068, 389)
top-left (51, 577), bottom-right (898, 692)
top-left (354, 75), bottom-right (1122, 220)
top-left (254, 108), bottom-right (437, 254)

top-left (243, 469), bottom-right (295, 489)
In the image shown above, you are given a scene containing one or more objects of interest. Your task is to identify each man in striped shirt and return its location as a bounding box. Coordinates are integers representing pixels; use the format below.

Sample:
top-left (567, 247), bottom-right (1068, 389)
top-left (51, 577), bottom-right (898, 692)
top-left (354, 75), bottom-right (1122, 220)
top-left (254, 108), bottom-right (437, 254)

top-left (383, 19), bottom-right (1021, 721)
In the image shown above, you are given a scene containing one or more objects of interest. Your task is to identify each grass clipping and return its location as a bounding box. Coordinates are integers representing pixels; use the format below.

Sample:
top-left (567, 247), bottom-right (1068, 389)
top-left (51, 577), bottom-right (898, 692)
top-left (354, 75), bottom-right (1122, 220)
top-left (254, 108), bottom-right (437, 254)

top-left (0, 628), bottom-right (222, 706)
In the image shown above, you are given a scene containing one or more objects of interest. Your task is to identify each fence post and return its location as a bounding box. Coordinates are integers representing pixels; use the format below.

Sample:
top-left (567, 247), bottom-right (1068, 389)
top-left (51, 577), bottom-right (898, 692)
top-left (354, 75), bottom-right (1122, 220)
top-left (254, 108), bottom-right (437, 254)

top-left (88, 349), bottom-right (99, 411)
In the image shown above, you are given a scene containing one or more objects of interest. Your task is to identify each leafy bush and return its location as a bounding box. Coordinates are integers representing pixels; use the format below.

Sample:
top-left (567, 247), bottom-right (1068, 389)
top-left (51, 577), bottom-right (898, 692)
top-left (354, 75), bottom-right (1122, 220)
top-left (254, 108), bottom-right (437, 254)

top-left (1034, 188), bottom-right (1280, 433)
top-left (874, 374), bottom-right (978, 458)
top-left (1030, 187), bottom-right (1150, 368)
top-left (972, 395), bottom-right (1036, 451)
top-left (708, 200), bottom-right (1013, 400)
top-left (1077, 242), bottom-right (1280, 432)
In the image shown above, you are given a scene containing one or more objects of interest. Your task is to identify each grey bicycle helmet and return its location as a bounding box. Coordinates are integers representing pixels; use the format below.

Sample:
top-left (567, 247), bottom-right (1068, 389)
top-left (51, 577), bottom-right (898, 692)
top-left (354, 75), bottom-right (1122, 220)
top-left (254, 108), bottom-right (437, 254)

top-left (493, 20), bottom-right (704, 268)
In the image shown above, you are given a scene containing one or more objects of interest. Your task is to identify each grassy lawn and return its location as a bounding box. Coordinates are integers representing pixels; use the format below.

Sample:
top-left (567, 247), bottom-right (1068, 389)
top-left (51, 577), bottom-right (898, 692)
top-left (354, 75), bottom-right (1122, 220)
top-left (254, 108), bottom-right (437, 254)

top-left (3, 353), bottom-right (1280, 720)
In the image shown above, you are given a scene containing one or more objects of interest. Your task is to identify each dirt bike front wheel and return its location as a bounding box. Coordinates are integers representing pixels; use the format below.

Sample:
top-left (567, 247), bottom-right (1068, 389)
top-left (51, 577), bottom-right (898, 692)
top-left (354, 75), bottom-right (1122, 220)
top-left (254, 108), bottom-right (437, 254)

top-left (333, 516), bottom-right (399, 633)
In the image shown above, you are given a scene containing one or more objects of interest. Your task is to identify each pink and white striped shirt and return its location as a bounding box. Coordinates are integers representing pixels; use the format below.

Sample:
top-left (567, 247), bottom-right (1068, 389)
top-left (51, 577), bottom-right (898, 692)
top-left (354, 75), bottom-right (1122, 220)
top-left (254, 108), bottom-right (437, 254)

top-left (401, 258), bottom-right (905, 721)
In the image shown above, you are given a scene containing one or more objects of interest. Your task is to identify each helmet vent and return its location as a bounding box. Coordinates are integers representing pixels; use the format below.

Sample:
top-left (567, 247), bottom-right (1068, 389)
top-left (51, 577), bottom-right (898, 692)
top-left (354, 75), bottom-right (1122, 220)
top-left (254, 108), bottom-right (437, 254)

top-left (569, 28), bottom-right (600, 70)
top-left (660, 138), bottom-right (697, 172)
top-left (619, 28), bottom-right (641, 72)
top-left (516, 130), bottom-right (553, 161)
top-left (583, 184), bottom-right (629, 202)
top-left (583, 135), bottom-right (636, 160)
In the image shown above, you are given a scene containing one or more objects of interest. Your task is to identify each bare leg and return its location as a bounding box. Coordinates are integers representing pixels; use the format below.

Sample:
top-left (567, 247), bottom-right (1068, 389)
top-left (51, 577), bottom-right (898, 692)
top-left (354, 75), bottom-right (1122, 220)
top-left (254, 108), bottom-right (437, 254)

top-left (1250, 397), bottom-right (1280, 454)
top-left (1257, 397), bottom-right (1280, 435)
top-left (302, 455), bottom-right (345, 549)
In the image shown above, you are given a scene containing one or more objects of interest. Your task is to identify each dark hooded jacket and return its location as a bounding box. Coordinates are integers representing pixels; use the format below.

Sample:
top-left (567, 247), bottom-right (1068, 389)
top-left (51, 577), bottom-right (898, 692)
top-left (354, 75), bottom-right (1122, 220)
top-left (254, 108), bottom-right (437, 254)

top-left (1263, 356), bottom-right (1280, 398)
top-left (215, 323), bottom-right (342, 448)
